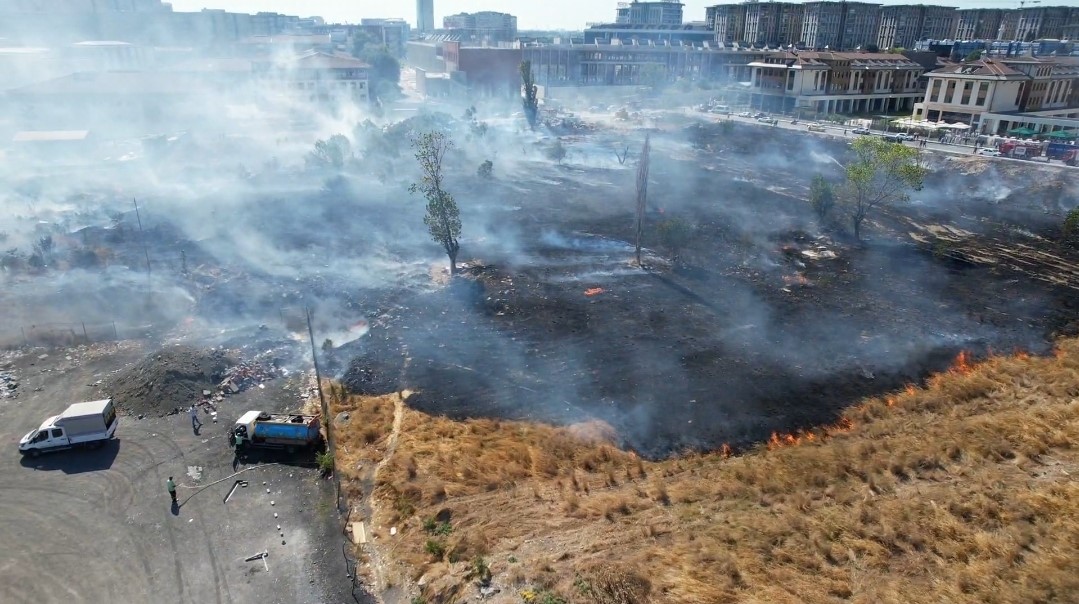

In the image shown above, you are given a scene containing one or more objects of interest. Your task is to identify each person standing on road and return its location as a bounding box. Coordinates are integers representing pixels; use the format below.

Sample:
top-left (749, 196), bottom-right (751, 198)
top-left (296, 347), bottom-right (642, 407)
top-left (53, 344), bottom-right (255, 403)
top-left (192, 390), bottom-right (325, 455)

top-left (189, 405), bottom-right (202, 431)
top-left (167, 476), bottom-right (177, 504)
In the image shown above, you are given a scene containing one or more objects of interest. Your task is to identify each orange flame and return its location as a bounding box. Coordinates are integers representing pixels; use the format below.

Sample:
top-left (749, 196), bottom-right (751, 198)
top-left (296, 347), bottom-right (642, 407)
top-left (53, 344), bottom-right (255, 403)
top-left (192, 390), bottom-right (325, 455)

top-left (904, 384), bottom-right (916, 396)
top-left (584, 288), bottom-right (604, 297)
top-left (782, 274), bottom-right (810, 286)
top-left (720, 443), bottom-right (732, 458)
top-left (952, 350), bottom-right (973, 374)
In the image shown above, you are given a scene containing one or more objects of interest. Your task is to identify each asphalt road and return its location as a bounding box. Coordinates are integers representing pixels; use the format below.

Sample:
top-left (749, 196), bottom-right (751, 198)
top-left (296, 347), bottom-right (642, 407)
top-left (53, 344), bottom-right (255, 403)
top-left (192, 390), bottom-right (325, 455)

top-left (0, 346), bottom-right (366, 604)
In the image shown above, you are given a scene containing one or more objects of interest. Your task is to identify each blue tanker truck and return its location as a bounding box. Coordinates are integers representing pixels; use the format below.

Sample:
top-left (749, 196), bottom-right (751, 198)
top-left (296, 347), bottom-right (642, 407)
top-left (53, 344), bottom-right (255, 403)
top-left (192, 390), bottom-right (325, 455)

top-left (231, 410), bottom-right (322, 455)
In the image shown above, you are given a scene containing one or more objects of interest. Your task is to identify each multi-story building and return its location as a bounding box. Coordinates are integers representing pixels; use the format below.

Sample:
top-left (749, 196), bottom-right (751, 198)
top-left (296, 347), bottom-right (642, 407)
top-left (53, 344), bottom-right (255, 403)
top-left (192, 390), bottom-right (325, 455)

top-left (1001, 6), bottom-right (1076, 42)
top-left (522, 43), bottom-right (767, 89)
top-left (801, 2), bottom-right (881, 51)
top-left (708, 4), bottom-right (747, 46)
top-left (914, 56), bottom-right (1079, 135)
top-left (359, 18), bottom-right (410, 57)
top-left (954, 9), bottom-right (1005, 41)
top-left (442, 11), bottom-right (518, 44)
top-left (615, 1), bottom-right (684, 26)
top-left (416, 0), bottom-right (434, 34)
top-left (877, 5), bottom-right (957, 51)
top-left (584, 23), bottom-right (715, 46)
top-left (746, 50), bottom-right (924, 114)
top-left (743, 1), bottom-right (803, 48)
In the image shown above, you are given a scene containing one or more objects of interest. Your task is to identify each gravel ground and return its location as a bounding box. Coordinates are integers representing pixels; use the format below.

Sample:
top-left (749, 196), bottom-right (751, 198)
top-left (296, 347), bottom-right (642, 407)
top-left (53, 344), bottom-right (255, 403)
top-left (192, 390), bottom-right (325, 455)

top-left (0, 345), bottom-right (370, 604)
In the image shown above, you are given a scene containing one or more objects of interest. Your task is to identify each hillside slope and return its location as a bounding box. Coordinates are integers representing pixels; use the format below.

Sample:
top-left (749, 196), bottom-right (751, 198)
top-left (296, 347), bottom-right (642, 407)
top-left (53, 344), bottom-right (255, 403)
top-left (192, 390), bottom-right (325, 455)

top-left (334, 339), bottom-right (1079, 604)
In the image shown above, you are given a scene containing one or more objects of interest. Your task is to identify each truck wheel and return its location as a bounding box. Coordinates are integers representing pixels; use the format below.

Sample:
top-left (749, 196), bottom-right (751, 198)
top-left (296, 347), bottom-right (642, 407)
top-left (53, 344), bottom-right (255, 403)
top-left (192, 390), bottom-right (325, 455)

top-left (286, 445), bottom-right (297, 455)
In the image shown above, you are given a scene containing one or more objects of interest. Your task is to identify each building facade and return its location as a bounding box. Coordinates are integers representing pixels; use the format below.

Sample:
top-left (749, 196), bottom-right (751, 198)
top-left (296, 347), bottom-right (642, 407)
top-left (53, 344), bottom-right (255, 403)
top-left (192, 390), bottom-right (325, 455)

top-left (442, 11), bottom-right (518, 43)
top-left (743, 2), bottom-right (803, 48)
top-left (1002, 6), bottom-right (1077, 42)
top-left (416, 0), bottom-right (434, 34)
top-left (877, 5), bottom-right (957, 51)
top-left (914, 57), bottom-right (1079, 134)
top-left (954, 9), bottom-right (1005, 41)
top-left (746, 50), bottom-right (924, 114)
top-left (359, 19), bottom-right (410, 58)
top-left (615, 1), bottom-right (684, 26)
top-left (585, 23), bottom-right (715, 46)
top-left (709, 4), bottom-right (747, 45)
top-left (801, 2), bottom-right (881, 51)
top-left (522, 43), bottom-right (766, 89)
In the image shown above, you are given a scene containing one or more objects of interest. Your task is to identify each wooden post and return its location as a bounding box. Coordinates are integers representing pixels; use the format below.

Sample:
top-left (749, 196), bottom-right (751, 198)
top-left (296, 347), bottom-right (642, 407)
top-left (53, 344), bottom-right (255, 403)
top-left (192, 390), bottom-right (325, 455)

top-left (82, 322), bottom-right (88, 342)
top-left (21, 327), bottom-right (27, 347)
top-left (634, 134), bottom-right (652, 267)
top-left (112, 322), bottom-right (118, 340)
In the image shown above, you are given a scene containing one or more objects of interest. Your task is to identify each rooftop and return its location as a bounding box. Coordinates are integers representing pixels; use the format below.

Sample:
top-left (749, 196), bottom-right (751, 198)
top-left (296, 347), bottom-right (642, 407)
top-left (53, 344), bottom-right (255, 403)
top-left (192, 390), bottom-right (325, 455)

top-left (928, 59), bottom-right (1026, 78)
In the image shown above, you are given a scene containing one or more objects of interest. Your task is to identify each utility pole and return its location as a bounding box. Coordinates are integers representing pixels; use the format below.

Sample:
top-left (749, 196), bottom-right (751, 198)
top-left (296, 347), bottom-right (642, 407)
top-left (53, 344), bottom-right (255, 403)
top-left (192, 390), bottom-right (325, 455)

top-left (305, 307), bottom-right (333, 455)
top-left (132, 198), bottom-right (151, 298)
top-left (634, 134), bottom-right (651, 267)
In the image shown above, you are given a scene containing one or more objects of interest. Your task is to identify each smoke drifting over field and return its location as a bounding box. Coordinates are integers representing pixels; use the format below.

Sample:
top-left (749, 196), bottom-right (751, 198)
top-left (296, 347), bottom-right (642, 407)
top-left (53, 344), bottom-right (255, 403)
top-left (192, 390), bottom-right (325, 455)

top-left (2, 66), bottom-right (1077, 453)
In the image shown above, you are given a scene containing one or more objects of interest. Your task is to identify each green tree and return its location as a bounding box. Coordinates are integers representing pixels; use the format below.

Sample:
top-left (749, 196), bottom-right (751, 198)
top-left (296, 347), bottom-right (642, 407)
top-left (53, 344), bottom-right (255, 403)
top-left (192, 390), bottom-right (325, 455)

top-left (520, 61), bottom-right (539, 131)
top-left (809, 175), bottom-right (836, 225)
top-left (409, 132), bottom-right (462, 275)
top-left (964, 50), bottom-right (983, 62)
top-left (842, 137), bottom-right (926, 240)
top-left (309, 134), bottom-right (351, 169)
top-left (351, 32), bottom-right (402, 103)
top-left (546, 139), bottom-right (567, 165)
top-left (656, 217), bottom-right (695, 266)
top-left (477, 160), bottom-right (493, 179)
top-left (1063, 207), bottom-right (1079, 249)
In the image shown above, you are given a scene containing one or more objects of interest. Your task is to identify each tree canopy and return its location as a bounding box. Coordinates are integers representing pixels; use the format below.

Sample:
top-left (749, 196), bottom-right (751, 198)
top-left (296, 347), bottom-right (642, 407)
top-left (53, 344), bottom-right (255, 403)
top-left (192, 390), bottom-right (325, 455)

top-left (842, 137), bottom-right (926, 240)
top-left (409, 132), bottom-right (462, 274)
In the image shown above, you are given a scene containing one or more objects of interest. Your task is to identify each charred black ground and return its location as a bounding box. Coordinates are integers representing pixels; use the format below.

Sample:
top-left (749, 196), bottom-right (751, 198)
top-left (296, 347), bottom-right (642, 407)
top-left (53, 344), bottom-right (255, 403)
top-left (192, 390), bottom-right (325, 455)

top-left (340, 125), bottom-right (1079, 457)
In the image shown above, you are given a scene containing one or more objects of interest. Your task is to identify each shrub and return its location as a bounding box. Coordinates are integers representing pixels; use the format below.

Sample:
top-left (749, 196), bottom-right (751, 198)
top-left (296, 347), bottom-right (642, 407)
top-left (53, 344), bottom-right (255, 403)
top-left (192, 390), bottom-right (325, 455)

top-left (424, 539), bottom-right (445, 560)
top-left (316, 450), bottom-right (334, 474)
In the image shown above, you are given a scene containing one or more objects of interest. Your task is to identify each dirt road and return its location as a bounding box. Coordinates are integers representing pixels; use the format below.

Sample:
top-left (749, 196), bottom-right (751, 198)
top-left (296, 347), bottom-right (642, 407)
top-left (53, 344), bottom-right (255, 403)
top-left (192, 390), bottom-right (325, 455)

top-left (0, 345), bottom-right (366, 604)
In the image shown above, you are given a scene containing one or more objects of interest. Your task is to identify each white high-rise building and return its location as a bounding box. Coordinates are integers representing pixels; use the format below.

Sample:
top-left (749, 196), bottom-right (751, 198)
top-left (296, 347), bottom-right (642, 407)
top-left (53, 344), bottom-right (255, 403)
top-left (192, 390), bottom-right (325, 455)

top-left (416, 0), bottom-right (434, 34)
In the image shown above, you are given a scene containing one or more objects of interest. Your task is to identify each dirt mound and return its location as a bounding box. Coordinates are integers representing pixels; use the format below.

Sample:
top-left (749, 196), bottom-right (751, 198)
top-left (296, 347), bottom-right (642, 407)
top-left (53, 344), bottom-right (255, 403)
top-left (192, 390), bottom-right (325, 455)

top-left (107, 346), bottom-right (232, 417)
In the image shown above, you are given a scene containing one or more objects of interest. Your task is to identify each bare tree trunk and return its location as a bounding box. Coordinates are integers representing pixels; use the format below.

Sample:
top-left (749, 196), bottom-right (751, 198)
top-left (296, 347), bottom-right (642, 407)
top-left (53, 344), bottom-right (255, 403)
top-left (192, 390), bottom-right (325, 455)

top-left (634, 135), bottom-right (651, 267)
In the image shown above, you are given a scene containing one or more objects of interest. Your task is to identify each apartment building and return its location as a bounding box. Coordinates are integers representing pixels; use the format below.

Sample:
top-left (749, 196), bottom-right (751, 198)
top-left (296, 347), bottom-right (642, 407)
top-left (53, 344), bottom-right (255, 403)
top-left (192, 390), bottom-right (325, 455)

top-left (999, 6), bottom-right (1077, 42)
top-left (743, 1), bottom-right (803, 47)
top-left (615, 1), bottom-right (684, 26)
top-left (442, 11), bottom-right (518, 43)
top-left (746, 50), bottom-right (924, 114)
top-left (708, 4), bottom-right (747, 45)
top-left (954, 9), bottom-right (1005, 41)
top-left (877, 5), bottom-right (957, 51)
top-left (416, 0), bottom-right (434, 34)
top-left (801, 2), bottom-right (881, 51)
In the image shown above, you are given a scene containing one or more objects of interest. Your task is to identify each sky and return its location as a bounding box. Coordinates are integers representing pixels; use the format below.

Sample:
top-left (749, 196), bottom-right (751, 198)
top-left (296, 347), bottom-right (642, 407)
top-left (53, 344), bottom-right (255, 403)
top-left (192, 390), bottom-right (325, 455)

top-left (165, 1), bottom-right (1036, 32)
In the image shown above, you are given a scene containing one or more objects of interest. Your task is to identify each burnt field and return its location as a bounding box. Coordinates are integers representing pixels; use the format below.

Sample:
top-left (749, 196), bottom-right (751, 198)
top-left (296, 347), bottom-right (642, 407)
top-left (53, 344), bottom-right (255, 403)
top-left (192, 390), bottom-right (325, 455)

top-left (2, 119), bottom-right (1076, 457)
top-left (340, 125), bottom-right (1079, 456)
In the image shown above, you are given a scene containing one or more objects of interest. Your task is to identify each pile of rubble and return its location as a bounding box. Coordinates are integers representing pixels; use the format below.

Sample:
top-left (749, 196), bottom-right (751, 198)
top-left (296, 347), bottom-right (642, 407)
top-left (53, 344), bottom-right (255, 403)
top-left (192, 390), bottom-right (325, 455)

top-left (0, 371), bottom-right (18, 399)
top-left (217, 359), bottom-right (282, 395)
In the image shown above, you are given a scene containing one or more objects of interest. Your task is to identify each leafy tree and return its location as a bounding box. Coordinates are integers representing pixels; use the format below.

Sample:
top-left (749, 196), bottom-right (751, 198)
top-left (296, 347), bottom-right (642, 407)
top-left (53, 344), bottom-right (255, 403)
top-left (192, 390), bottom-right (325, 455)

top-left (310, 134), bottom-right (351, 170)
top-left (351, 32), bottom-right (402, 103)
top-left (1063, 207), bottom-right (1079, 249)
top-left (546, 139), bottom-right (567, 165)
top-left (809, 175), bottom-right (836, 225)
top-left (477, 160), bottom-right (493, 179)
top-left (842, 137), bottom-right (926, 240)
top-left (520, 61), bottom-right (539, 131)
top-left (409, 132), bottom-right (462, 275)
top-left (657, 217), bottom-right (695, 266)
top-left (964, 50), bottom-right (983, 62)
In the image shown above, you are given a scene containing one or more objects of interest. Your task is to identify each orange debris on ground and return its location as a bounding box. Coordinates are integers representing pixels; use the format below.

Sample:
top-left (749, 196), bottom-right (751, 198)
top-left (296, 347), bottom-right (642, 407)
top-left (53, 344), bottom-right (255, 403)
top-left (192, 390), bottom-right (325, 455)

top-left (584, 288), bottom-right (605, 296)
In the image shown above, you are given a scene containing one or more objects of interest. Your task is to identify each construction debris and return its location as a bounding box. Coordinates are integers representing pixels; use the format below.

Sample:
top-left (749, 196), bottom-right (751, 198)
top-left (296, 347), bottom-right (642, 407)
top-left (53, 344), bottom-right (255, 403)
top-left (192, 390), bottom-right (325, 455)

top-left (0, 371), bottom-right (19, 399)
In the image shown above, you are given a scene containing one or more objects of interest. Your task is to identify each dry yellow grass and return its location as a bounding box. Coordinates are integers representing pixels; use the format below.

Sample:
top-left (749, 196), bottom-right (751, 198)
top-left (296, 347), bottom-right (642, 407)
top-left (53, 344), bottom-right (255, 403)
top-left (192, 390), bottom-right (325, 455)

top-left (337, 339), bottom-right (1079, 604)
